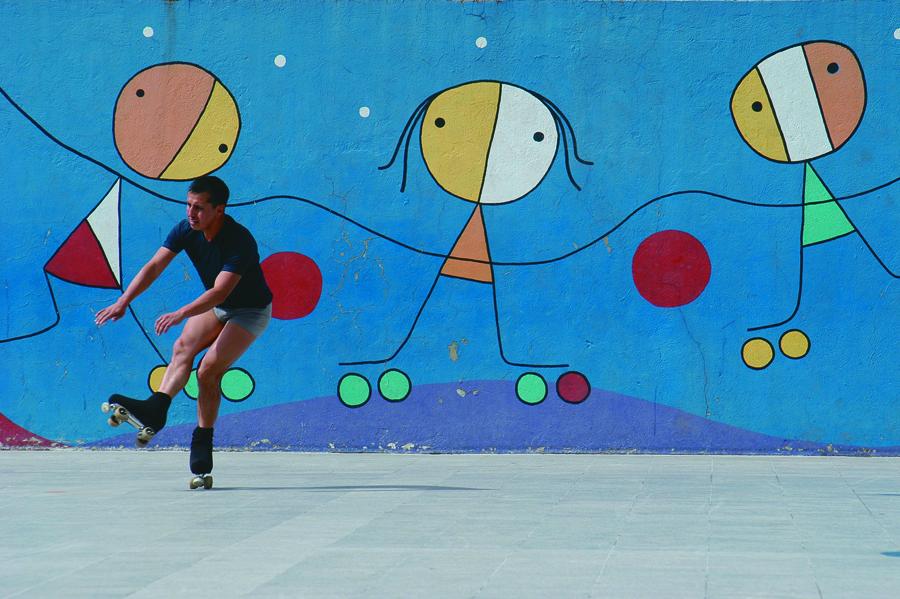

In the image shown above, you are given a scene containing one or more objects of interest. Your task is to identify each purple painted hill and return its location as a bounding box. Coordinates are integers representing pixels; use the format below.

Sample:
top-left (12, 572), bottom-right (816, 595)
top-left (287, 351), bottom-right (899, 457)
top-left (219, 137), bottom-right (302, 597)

top-left (87, 381), bottom-right (897, 455)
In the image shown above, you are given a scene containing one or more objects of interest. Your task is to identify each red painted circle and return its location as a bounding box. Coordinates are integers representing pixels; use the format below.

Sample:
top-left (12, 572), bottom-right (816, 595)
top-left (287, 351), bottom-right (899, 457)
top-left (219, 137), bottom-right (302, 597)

top-left (261, 252), bottom-right (323, 319)
top-left (631, 230), bottom-right (711, 308)
top-left (557, 371), bottom-right (590, 404)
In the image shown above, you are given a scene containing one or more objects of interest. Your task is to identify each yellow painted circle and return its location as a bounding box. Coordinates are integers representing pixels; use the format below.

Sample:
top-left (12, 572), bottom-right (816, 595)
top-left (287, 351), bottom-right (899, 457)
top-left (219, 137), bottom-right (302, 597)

top-left (148, 365), bottom-right (167, 392)
top-left (779, 329), bottom-right (810, 359)
top-left (742, 338), bottom-right (774, 370)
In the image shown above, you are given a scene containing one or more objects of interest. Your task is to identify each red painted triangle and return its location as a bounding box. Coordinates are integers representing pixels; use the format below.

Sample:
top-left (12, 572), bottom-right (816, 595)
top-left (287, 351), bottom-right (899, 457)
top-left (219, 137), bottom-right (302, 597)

top-left (45, 221), bottom-right (119, 288)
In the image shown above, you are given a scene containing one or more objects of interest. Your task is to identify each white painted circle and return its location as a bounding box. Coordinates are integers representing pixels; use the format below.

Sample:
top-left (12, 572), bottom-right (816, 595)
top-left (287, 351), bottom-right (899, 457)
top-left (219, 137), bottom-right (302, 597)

top-left (894, 28), bottom-right (900, 40)
top-left (476, 36), bottom-right (488, 49)
top-left (274, 54), bottom-right (287, 68)
top-left (359, 106), bottom-right (371, 118)
top-left (143, 26), bottom-right (154, 38)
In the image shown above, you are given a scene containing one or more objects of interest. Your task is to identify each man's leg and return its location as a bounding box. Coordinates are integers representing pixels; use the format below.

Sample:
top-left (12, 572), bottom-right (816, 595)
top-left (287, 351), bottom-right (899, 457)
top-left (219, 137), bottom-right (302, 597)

top-left (106, 310), bottom-right (224, 439)
top-left (159, 310), bottom-right (224, 398)
top-left (195, 321), bottom-right (258, 427)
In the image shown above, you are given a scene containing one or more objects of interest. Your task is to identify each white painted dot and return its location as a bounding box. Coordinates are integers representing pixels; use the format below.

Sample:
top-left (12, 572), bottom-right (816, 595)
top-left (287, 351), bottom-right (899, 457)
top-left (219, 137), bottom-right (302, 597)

top-left (274, 54), bottom-right (287, 68)
top-left (359, 106), bottom-right (371, 118)
top-left (143, 26), bottom-right (154, 38)
top-left (894, 28), bottom-right (900, 40)
top-left (476, 36), bottom-right (488, 49)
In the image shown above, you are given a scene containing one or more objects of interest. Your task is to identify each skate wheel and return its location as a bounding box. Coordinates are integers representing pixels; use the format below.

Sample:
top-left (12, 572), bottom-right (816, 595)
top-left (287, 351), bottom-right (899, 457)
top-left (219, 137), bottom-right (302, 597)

top-left (779, 329), bottom-right (809, 359)
top-left (516, 372), bottom-right (547, 405)
top-left (108, 417), bottom-right (120, 427)
top-left (557, 371), bottom-right (591, 404)
top-left (338, 373), bottom-right (371, 408)
top-left (136, 429), bottom-right (154, 448)
top-left (203, 475), bottom-right (213, 490)
top-left (742, 337), bottom-right (774, 370)
top-left (101, 402), bottom-right (111, 413)
top-left (189, 477), bottom-right (203, 490)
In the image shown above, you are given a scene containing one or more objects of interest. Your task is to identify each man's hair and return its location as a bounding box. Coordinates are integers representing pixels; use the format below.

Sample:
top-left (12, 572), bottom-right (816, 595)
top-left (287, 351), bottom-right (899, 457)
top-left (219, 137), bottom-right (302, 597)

top-left (188, 176), bottom-right (230, 207)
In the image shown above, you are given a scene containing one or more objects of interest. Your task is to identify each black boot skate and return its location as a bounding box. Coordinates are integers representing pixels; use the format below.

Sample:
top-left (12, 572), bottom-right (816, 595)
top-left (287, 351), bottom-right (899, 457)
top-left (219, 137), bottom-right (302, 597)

top-left (101, 392), bottom-right (171, 447)
top-left (189, 426), bottom-right (214, 490)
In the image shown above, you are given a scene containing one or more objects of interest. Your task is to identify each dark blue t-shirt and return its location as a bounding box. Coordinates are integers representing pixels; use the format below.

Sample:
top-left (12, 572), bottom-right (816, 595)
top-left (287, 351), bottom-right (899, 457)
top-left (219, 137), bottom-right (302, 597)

top-left (163, 215), bottom-right (273, 310)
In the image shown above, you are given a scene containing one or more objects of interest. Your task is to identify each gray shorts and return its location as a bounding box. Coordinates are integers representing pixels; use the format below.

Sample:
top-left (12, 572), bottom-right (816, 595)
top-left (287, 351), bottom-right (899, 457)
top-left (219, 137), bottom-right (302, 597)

top-left (213, 303), bottom-right (272, 337)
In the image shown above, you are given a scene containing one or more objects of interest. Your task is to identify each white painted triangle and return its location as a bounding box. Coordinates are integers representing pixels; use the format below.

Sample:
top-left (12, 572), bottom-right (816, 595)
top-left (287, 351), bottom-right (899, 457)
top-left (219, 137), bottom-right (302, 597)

top-left (86, 179), bottom-right (122, 286)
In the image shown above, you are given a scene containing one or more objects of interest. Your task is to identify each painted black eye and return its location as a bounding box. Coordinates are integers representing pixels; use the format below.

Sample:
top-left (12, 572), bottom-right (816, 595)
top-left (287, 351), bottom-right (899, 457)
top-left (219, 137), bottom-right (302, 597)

top-left (136, 89), bottom-right (145, 98)
top-left (218, 144), bottom-right (228, 153)
top-left (827, 62), bottom-right (839, 74)
top-left (751, 101), bottom-right (763, 112)
top-left (533, 132), bottom-right (545, 142)
top-left (434, 118), bottom-right (445, 128)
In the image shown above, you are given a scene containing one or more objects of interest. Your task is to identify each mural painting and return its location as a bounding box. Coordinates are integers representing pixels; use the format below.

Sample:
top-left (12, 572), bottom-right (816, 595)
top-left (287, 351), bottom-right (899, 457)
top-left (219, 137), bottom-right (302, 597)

top-left (0, 2), bottom-right (896, 452)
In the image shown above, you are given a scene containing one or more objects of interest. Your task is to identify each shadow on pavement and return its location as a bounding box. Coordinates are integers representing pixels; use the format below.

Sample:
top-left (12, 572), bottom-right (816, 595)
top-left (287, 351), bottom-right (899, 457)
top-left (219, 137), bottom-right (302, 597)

top-left (204, 484), bottom-right (493, 492)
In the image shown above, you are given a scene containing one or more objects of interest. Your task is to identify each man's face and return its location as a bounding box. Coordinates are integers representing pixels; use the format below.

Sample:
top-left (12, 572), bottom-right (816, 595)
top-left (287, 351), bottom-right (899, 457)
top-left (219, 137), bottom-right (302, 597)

top-left (186, 192), bottom-right (223, 231)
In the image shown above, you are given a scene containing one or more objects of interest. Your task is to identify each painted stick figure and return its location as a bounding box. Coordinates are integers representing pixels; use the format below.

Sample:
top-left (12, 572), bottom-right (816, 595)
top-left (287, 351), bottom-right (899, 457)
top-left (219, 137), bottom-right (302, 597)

top-left (731, 41), bottom-right (897, 370)
top-left (340, 80), bottom-right (592, 369)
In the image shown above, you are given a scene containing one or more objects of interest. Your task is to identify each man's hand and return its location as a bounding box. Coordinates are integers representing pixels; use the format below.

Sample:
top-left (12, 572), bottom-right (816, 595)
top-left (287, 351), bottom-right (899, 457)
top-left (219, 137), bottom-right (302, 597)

top-left (155, 310), bottom-right (186, 335)
top-left (95, 301), bottom-right (127, 326)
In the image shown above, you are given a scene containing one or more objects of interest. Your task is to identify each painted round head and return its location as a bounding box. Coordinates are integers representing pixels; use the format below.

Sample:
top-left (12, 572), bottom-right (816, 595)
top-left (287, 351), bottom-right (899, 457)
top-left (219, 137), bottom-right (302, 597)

top-left (381, 80), bottom-right (591, 201)
top-left (731, 41), bottom-right (865, 163)
top-left (114, 63), bottom-right (241, 180)
top-left (419, 81), bottom-right (560, 205)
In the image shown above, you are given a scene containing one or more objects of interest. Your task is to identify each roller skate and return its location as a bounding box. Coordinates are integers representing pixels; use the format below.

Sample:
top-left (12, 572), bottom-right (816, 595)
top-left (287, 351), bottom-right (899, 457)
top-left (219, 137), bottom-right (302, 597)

top-left (189, 426), bottom-right (214, 490)
top-left (101, 392), bottom-right (171, 447)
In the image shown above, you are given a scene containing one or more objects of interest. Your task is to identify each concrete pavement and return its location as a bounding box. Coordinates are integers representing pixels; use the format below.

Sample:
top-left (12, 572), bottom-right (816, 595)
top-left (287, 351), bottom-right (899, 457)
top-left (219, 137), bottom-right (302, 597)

top-left (2, 451), bottom-right (900, 598)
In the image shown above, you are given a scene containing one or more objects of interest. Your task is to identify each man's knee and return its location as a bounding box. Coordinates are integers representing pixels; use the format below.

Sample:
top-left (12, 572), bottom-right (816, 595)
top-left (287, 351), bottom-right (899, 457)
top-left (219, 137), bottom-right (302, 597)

top-left (171, 335), bottom-right (202, 363)
top-left (197, 359), bottom-right (227, 387)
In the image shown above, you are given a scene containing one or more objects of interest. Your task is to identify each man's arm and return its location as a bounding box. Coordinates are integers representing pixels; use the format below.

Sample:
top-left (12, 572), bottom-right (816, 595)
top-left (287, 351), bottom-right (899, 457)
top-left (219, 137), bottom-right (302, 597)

top-left (95, 247), bottom-right (177, 326)
top-left (154, 270), bottom-right (242, 335)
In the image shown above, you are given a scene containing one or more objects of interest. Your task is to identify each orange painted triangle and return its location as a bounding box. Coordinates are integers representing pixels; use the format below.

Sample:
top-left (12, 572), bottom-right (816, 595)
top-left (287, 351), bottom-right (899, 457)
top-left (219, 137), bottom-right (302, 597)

top-left (440, 206), bottom-right (493, 283)
top-left (45, 221), bottom-right (119, 288)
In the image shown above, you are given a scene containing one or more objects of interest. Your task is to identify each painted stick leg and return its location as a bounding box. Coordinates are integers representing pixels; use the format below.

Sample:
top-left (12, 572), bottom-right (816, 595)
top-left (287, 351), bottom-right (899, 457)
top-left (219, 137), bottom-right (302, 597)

top-left (339, 270), bottom-right (443, 366)
top-left (742, 221), bottom-right (808, 370)
top-left (838, 212), bottom-right (900, 279)
top-left (747, 246), bottom-right (805, 334)
top-left (491, 276), bottom-right (568, 368)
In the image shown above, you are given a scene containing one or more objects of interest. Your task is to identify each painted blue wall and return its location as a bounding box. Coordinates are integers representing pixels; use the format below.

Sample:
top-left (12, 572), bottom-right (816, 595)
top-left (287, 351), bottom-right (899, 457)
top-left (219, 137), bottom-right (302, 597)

top-left (0, 1), bottom-right (897, 452)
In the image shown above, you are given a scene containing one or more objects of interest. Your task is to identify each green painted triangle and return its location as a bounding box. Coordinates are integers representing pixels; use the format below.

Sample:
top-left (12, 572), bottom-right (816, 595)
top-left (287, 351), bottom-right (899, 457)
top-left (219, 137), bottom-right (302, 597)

top-left (802, 163), bottom-right (854, 246)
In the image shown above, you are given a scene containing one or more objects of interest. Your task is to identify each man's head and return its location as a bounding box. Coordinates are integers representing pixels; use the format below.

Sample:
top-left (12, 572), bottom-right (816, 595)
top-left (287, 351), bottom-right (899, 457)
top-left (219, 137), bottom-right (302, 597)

top-left (186, 176), bottom-right (229, 233)
top-left (188, 176), bottom-right (230, 207)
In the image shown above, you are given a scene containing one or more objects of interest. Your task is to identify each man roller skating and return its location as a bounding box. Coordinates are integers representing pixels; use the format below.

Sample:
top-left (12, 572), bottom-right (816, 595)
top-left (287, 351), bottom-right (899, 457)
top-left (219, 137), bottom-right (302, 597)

top-left (96, 176), bottom-right (273, 489)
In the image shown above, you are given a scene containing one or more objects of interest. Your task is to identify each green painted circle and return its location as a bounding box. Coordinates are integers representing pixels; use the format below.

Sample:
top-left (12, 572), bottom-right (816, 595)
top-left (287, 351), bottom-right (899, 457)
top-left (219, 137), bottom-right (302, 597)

top-left (221, 369), bottom-right (254, 402)
top-left (185, 370), bottom-right (199, 400)
top-left (516, 372), bottom-right (547, 405)
top-left (378, 369), bottom-right (411, 402)
top-left (338, 373), bottom-right (371, 408)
